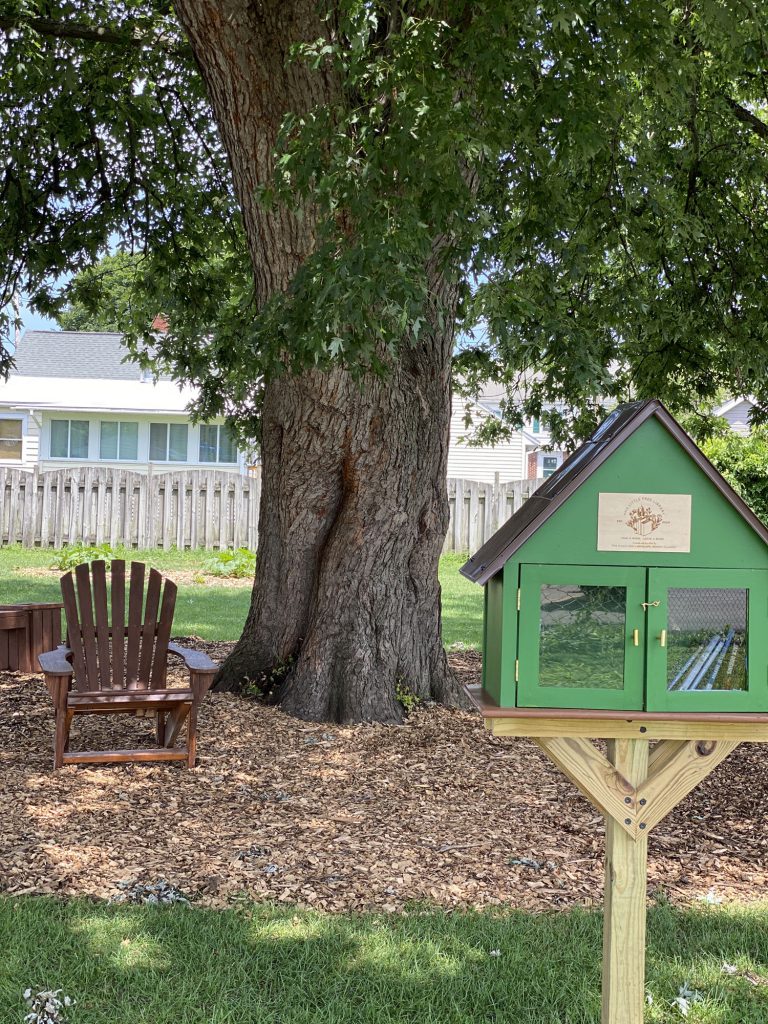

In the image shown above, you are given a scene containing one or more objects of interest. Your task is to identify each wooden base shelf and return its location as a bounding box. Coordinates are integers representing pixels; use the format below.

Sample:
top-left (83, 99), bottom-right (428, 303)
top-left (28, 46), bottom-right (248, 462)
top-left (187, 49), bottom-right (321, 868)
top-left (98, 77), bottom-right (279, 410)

top-left (465, 685), bottom-right (768, 740)
top-left (62, 747), bottom-right (189, 765)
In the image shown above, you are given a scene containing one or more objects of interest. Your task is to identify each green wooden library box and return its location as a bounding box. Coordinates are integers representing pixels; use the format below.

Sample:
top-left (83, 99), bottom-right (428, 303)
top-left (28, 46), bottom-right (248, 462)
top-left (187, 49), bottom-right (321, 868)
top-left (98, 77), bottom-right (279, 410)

top-left (461, 400), bottom-right (768, 714)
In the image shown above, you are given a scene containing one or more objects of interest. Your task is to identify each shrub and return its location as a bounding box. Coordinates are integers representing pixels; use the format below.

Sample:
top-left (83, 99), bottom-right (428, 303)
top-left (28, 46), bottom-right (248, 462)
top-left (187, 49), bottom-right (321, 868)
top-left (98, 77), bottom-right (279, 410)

top-left (204, 547), bottom-right (256, 578)
top-left (701, 429), bottom-right (768, 524)
top-left (51, 542), bottom-right (119, 571)
top-left (395, 680), bottom-right (421, 714)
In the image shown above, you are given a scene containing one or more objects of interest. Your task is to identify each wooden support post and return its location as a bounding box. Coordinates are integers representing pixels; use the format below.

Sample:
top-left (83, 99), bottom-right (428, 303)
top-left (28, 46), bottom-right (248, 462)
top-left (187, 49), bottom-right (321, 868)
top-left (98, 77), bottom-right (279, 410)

top-left (468, 695), bottom-right (751, 1024)
top-left (602, 739), bottom-right (649, 1024)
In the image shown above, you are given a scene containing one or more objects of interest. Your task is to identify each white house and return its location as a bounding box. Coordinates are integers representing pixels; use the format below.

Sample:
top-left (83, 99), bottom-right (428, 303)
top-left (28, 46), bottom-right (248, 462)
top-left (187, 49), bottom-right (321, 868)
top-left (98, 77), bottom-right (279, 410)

top-left (0, 329), bottom-right (564, 483)
top-left (0, 330), bottom-right (248, 473)
top-left (714, 396), bottom-right (757, 436)
top-left (448, 383), bottom-right (566, 483)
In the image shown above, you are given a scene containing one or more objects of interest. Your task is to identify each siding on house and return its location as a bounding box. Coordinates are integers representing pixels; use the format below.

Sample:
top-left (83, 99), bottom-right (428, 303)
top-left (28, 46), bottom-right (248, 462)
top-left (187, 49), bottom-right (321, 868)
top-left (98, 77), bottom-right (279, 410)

top-left (0, 332), bottom-right (248, 473)
top-left (4, 332), bottom-right (573, 482)
top-left (447, 399), bottom-right (526, 482)
top-left (719, 399), bottom-right (753, 436)
top-left (24, 413), bottom-right (41, 466)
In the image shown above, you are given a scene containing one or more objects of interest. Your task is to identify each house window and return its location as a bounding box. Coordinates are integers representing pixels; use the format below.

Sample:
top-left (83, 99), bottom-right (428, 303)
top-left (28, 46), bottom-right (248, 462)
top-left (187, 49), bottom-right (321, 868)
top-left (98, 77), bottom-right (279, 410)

top-left (199, 424), bottom-right (237, 464)
top-left (532, 417), bottom-right (541, 433)
top-left (542, 455), bottom-right (559, 478)
top-left (100, 421), bottom-right (138, 461)
top-left (50, 419), bottom-right (89, 459)
top-left (150, 422), bottom-right (188, 462)
top-left (0, 418), bottom-right (23, 461)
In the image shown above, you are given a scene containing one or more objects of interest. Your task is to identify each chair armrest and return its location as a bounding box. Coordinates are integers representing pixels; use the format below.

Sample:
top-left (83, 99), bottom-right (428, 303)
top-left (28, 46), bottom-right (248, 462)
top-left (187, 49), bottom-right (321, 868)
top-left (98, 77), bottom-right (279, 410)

top-left (167, 642), bottom-right (218, 673)
top-left (168, 643), bottom-right (218, 704)
top-left (38, 646), bottom-right (74, 676)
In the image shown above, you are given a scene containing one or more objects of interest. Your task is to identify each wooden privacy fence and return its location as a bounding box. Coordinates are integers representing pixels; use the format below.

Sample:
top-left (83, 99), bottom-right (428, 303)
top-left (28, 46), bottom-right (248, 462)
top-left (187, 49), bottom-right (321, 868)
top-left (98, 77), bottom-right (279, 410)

top-left (0, 467), bottom-right (541, 552)
top-left (0, 467), bottom-right (260, 551)
top-left (444, 477), bottom-right (544, 553)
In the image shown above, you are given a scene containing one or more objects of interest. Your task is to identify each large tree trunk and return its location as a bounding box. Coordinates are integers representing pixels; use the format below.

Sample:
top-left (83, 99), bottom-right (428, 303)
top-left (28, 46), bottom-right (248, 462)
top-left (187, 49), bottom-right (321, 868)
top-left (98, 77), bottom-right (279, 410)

top-left (221, 272), bottom-right (461, 722)
top-left (175, 0), bottom-right (464, 721)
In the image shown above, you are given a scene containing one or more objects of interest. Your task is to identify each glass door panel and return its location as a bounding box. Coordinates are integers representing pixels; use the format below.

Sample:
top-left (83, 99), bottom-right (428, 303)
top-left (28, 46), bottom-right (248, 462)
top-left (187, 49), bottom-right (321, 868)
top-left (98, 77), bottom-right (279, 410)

top-left (538, 584), bottom-right (628, 690)
top-left (518, 565), bottom-right (646, 710)
top-left (646, 569), bottom-right (768, 712)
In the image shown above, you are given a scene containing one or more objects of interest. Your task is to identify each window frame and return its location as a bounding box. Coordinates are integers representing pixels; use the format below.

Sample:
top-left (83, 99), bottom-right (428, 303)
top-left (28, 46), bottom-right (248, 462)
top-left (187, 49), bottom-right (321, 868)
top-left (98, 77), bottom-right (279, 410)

top-left (49, 418), bottom-right (90, 460)
top-left (645, 567), bottom-right (768, 712)
top-left (541, 455), bottom-right (560, 479)
top-left (149, 422), bottom-right (189, 463)
top-left (0, 414), bottom-right (25, 462)
top-left (517, 563), bottom-right (647, 711)
top-left (199, 423), bottom-right (238, 465)
top-left (99, 420), bottom-right (139, 462)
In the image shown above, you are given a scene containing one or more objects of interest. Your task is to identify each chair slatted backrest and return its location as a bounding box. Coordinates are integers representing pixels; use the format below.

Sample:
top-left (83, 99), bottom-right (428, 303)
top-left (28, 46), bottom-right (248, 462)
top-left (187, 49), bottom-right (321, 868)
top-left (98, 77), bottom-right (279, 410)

top-left (61, 560), bottom-right (177, 692)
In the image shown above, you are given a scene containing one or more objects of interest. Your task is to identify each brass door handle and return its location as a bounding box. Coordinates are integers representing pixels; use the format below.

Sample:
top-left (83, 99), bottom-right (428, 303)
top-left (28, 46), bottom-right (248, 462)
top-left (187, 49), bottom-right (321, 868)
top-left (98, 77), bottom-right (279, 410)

top-left (632, 628), bottom-right (640, 647)
top-left (658, 629), bottom-right (667, 648)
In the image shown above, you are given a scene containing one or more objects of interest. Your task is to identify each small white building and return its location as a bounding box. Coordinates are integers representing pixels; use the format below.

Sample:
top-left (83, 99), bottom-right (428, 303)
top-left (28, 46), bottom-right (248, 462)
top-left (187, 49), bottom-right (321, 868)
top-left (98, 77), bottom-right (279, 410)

top-left (714, 396), bottom-right (757, 436)
top-left (447, 384), bottom-right (566, 483)
top-left (0, 330), bottom-right (248, 474)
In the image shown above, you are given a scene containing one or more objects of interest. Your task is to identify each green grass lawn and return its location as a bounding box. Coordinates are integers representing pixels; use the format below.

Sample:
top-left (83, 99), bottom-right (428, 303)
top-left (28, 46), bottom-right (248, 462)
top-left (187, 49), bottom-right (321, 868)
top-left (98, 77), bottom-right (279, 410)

top-left (0, 546), bottom-right (483, 647)
top-left (2, 897), bottom-right (767, 1023)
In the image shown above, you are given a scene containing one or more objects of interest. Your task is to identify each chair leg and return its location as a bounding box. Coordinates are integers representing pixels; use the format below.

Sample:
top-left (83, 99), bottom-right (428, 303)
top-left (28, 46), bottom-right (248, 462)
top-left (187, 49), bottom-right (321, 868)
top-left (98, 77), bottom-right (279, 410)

top-left (64, 710), bottom-right (74, 752)
top-left (164, 704), bottom-right (190, 749)
top-left (186, 702), bottom-right (198, 768)
top-left (156, 711), bottom-right (166, 746)
top-left (54, 707), bottom-right (71, 769)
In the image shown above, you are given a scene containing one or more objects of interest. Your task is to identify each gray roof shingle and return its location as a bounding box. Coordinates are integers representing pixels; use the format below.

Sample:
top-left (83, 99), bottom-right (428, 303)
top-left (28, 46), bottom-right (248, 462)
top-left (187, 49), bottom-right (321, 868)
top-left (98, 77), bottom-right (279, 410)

top-left (12, 331), bottom-right (143, 380)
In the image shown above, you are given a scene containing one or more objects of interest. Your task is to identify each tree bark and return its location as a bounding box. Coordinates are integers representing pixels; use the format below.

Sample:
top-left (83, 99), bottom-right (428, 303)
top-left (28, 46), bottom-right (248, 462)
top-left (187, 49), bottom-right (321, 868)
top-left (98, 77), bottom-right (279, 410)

top-left (175, 0), bottom-right (464, 721)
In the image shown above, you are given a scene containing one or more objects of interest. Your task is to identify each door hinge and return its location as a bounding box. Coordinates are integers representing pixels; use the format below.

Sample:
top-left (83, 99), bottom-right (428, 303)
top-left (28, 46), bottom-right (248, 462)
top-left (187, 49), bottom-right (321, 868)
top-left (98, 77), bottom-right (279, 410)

top-left (517, 588), bottom-right (521, 611)
top-left (515, 659), bottom-right (519, 682)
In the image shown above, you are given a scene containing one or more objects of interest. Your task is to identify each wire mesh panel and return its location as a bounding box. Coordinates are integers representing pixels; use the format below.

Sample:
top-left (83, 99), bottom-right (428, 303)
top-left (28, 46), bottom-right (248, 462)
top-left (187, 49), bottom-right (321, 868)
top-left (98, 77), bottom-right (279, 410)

top-left (539, 584), bottom-right (627, 690)
top-left (666, 587), bottom-right (748, 692)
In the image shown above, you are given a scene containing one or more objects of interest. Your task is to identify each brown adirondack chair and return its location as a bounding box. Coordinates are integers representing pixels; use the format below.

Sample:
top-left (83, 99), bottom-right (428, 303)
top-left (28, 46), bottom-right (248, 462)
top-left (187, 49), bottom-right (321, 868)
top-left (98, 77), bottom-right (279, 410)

top-left (38, 560), bottom-right (218, 769)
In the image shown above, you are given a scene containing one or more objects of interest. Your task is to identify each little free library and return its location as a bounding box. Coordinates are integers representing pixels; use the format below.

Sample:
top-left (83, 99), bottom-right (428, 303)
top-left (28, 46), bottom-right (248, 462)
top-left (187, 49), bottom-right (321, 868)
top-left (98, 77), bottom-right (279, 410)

top-left (461, 399), bottom-right (768, 1024)
top-left (463, 398), bottom-right (768, 716)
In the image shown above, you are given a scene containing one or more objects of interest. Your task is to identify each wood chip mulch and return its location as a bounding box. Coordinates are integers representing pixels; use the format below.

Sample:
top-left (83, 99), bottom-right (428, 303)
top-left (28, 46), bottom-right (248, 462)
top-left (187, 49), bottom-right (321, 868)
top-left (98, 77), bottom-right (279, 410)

top-left (1, 645), bottom-right (766, 913)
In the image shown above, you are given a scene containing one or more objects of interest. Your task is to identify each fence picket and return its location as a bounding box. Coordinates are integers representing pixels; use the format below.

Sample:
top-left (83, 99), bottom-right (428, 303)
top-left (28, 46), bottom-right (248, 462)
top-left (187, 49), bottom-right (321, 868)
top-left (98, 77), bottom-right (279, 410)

top-left (248, 471), bottom-right (260, 551)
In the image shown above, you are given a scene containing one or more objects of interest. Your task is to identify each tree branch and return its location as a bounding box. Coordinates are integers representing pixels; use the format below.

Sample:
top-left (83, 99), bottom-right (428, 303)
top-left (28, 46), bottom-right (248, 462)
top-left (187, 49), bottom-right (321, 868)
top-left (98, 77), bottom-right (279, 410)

top-left (724, 95), bottom-right (768, 141)
top-left (0, 15), bottom-right (145, 45)
top-left (0, 15), bottom-right (185, 51)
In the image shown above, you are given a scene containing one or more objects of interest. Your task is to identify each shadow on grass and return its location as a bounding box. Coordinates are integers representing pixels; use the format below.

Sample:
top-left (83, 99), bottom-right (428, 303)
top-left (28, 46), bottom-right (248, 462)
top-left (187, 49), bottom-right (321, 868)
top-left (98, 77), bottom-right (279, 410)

top-left (1, 898), bottom-right (767, 1023)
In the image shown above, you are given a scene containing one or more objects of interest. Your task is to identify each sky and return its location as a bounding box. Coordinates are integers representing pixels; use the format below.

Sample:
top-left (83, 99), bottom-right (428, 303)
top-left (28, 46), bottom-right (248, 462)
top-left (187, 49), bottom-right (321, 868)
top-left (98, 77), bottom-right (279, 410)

top-left (6, 300), bottom-right (58, 356)
top-left (19, 301), bottom-right (57, 333)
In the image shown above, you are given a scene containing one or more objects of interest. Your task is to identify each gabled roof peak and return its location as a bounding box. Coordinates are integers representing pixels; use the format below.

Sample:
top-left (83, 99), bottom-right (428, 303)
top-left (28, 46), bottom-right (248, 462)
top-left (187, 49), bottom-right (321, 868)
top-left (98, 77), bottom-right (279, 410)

top-left (460, 399), bottom-right (768, 584)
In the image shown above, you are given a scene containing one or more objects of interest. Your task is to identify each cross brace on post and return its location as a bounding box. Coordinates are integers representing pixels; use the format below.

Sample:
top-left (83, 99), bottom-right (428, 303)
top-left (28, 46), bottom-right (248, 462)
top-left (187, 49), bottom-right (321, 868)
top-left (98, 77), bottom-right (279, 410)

top-left (533, 734), bottom-right (738, 1024)
top-left (467, 698), bottom-right (765, 1024)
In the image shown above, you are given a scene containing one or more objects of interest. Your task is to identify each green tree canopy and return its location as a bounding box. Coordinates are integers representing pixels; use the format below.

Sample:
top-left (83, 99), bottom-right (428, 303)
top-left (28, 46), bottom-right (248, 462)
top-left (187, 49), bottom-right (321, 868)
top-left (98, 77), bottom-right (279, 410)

top-left (2, 2), bottom-right (768, 444)
top-left (702, 428), bottom-right (768, 523)
top-left (56, 251), bottom-right (144, 331)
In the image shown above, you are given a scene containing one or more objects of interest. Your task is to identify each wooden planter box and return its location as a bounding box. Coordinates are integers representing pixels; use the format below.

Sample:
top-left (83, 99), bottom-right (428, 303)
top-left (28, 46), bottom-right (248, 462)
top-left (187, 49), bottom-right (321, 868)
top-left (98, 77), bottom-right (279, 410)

top-left (0, 603), bottom-right (63, 673)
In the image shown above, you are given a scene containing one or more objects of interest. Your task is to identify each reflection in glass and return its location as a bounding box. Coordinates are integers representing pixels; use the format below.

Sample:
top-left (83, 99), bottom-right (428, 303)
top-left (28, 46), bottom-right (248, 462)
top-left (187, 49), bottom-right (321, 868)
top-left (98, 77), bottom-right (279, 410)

top-left (539, 584), bottom-right (626, 689)
top-left (666, 588), bottom-right (748, 692)
top-left (70, 420), bottom-right (89, 459)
